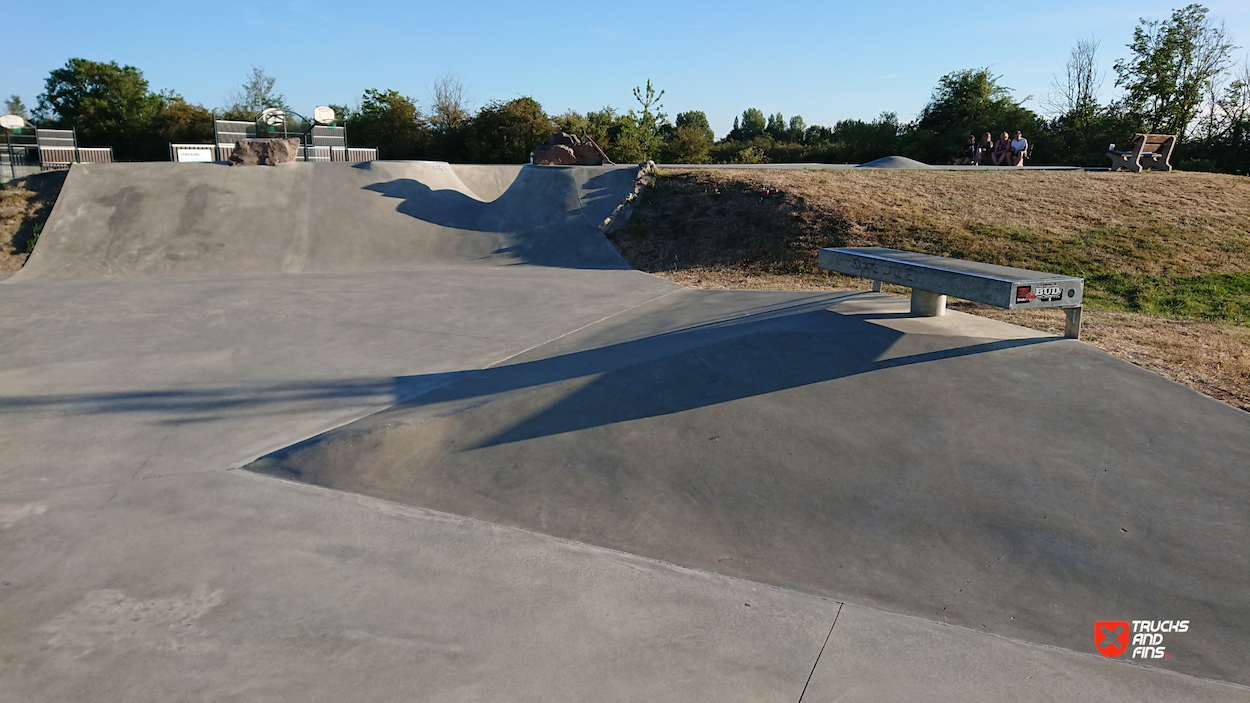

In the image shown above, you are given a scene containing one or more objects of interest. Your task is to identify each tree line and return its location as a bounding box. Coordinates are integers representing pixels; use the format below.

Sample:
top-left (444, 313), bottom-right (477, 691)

top-left (10, 4), bottom-right (1247, 173)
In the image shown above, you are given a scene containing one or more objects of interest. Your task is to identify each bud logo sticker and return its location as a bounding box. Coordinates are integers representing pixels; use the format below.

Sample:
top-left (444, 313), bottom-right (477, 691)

top-left (1016, 284), bottom-right (1064, 304)
top-left (1034, 284), bottom-right (1063, 302)
top-left (1095, 621), bottom-right (1129, 658)
top-left (1095, 620), bottom-right (1188, 659)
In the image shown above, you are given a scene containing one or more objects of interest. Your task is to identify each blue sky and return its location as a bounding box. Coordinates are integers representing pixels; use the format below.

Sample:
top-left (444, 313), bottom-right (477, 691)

top-left (4, 0), bottom-right (1248, 138)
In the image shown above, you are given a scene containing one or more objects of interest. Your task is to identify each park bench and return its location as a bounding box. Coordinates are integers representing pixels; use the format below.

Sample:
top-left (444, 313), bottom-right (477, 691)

top-left (1108, 133), bottom-right (1175, 172)
top-left (818, 247), bottom-right (1085, 339)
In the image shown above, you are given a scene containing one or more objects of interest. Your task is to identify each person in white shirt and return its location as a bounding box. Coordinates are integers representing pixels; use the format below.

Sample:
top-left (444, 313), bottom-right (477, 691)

top-left (1010, 130), bottom-right (1029, 166)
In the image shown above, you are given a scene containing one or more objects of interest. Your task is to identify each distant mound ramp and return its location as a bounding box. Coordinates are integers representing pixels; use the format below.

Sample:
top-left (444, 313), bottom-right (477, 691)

top-left (11, 161), bottom-right (652, 281)
top-left (857, 155), bottom-right (933, 169)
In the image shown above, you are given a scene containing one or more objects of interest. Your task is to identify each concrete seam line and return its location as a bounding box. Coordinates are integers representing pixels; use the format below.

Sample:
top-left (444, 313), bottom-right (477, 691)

top-left (210, 473), bottom-right (1250, 693)
top-left (799, 603), bottom-right (842, 703)
top-left (483, 286), bottom-right (684, 370)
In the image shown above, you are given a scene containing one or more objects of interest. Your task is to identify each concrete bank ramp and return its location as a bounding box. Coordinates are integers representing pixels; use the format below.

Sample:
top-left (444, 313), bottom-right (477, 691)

top-left (249, 289), bottom-right (1250, 686)
top-left (11, 161), bottom-right (643, 281)
top-left (5, 159), bottom-right (1248, 696)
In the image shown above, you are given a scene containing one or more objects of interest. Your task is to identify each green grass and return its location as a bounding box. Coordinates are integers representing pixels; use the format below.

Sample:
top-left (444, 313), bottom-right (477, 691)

top-left (1084, 272), bottom-right (1250, 323)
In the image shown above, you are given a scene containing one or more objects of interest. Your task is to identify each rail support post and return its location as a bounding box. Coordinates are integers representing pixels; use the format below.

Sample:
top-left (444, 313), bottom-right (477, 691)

top-left (910, 289), bottom-right (947, 317)
top-left (1064, 306), bottom-right (1083, 340)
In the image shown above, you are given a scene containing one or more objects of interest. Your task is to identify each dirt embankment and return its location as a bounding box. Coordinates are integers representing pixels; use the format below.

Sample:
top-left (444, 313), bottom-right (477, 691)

top-left (1, 171), bottom-right (67, 274)
top-left (611, 168), bottom-right (1250, 411)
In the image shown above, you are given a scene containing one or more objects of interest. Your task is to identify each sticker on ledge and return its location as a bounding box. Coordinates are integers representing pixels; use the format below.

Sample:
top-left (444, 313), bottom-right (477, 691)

top-left (1017, 284), bottom-right (1064, 304)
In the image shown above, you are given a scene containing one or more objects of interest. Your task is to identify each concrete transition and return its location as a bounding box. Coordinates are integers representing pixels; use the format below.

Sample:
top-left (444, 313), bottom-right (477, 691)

top-left (1, 160), bottom-right (1247, 700)
top-left (228, 137), bottom-right (302, 166)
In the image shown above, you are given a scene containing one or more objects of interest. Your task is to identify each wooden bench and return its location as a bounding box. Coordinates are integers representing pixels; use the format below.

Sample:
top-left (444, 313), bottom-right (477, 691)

top-left (818, 247), bottom-right (1086, 339)
top-left (1108, 133), bottom-right (1175, 172)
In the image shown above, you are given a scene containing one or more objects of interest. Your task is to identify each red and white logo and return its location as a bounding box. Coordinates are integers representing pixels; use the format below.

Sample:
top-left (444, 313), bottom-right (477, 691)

top-left (1095, 621), bottom-right (1129, 658)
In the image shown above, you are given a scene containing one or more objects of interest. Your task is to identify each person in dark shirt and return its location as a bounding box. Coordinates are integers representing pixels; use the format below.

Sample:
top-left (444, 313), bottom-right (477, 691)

top-left (976, 132), bottom-right (993, 165)
top-left (958, 135), bottom-right (978, 164)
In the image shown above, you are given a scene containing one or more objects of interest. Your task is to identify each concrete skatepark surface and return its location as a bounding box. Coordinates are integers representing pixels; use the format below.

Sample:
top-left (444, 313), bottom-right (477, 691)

top-left (1, 161), bottom-right (1247, 700)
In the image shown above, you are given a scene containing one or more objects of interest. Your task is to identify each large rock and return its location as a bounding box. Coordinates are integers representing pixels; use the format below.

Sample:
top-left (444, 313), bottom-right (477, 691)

top-left (573, 143), bottom-right (603, 164)
top-left (534, 132), bottom-right (606, 166)
top-left (537, 144), bottom-right (577, 166)
top-left (229, 138), bottom-right (301, 166)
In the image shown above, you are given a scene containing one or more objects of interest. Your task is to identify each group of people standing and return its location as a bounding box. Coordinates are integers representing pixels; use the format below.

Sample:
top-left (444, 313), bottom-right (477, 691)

top-left (959, 131), bottom-right (1029, 166)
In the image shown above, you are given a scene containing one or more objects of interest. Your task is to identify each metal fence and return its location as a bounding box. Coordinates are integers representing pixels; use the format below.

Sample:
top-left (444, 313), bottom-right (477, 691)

top-left (36, 129), bottom-right (77, 168)
top-left (214, 120), bottom-right (257, 160)
top-left (309, 125), bottom-right (346, 148)
top-left (172, 119), bottom-right (377, 164)
top-left (35, 129), bottom-right (113, 168)
top-left (170, 143), bottom-right (377, 164)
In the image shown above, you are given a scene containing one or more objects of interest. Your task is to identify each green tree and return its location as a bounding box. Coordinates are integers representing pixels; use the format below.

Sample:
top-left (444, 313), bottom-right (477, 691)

top-left (221, 66), bottom-right (289, 121)
top-left (34, 58), bottom-right (164, 158)
top-left (826, 112), bottom-right (901, 163)
top-left (1114, 4), bottom-right (1236, 139)
top-left (326, 104), bottom-right (351, 126)
top-left (803, 124), bottom-right (835, 145)
top-left (787, 115), bottom-right (806, 143)
top-left (674, 110), bottom-right (714, 142)
top-left (5, 95), bottom-right (28, 119)
top-left (463, 96), bottom-right (554, 163)
top-left (151, 93), bottom-right (214, 146)
top-left (730, 108), bottom-right (766, 141)
top-left (765, 112), bottom-right (783, 140)
top-left (1185, 58), bottom-right (1250, 173)
top-left (347, 89), bottom-right (431, 159)
top-left (913, 68), bottom-right (1044, 162)
top-left (662, 110), bottom-right (715, 163)
top-left (617, 79), bottom-right (668, 162)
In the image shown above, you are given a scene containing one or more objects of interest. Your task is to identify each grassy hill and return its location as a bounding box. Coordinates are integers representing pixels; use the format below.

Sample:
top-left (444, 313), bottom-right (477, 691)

top-left (0, 171), bottom-right (66, 274)
top-left (612, 167), bottom-right (1250, 410)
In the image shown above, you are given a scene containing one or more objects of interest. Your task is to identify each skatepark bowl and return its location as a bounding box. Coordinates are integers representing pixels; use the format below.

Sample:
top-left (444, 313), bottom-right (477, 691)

top-left (0, 160), bottom-right (1246, 701)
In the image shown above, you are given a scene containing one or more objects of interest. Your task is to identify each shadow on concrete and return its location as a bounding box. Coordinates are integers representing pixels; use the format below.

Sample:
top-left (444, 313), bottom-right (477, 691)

top-left (235, 296), bottom-right (1250, 687)
top-left (0, 295), bottom-right (1052, 441)
top-left (238, 295), bottom-right (1057, 456)
top-left (363, 168), bottom-right (631, 270)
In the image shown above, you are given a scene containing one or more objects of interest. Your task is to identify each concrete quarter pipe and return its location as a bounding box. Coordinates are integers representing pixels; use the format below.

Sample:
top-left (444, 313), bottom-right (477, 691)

top-left (0, 161), bottom-right (1246, 700)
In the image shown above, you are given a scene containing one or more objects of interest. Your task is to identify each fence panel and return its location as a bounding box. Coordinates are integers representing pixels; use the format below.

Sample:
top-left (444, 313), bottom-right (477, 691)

top-left (76, 148), bottom-right (113, 164)
top-left (38, 147), bottom-right (76, 169)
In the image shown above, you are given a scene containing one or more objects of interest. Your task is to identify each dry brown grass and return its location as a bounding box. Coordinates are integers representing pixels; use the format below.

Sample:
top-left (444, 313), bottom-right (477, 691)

top-left (616, 167), bottom-right (1250, 278)
top-left (612, 167), bottom-right (1250, 412)
top-left (0, 171), bottom-right (66, 274)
